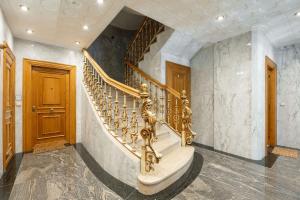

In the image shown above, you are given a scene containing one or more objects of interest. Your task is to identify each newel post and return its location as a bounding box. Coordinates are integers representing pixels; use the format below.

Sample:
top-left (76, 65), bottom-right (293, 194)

top-left (181, 90), bottom-right (195, 146)
top-left (139, 83), bottom-right (161, 174)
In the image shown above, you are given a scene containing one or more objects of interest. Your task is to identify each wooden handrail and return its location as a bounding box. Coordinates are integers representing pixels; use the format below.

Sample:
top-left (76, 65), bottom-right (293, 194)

top-left (83, 50), bottom-right (141, 99)
top-left (125, 61), bottom-right (181, 99)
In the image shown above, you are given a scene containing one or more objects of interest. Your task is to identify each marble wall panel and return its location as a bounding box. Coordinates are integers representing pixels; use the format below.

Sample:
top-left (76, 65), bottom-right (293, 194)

top-left (213, 32), bottom-right (253, 159)
top-left (88, 25), bottom-right (135, 82)
top-left (81, 84), bottom-right (140, 188)
top-left (276, 44), bottom-right (300, 149)
top-left (191, 45), bottom-right (214, 146)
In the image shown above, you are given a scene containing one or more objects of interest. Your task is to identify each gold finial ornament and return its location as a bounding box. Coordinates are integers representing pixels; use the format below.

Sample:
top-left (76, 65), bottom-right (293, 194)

top-left (181, 90), bottom-right (195, 146)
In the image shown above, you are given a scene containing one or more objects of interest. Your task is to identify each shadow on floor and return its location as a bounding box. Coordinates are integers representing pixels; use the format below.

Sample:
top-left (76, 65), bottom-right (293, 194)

top-left (74, 143), bottom-right (204, 200)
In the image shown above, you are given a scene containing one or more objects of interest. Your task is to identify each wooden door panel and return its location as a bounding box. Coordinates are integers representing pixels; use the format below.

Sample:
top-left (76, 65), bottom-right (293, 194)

top-left (32, 67), bottom-right (69, 147)
top-left (166, 61), bottom-right (191, 131)
top-left (37, 113), bottom-right (65, 140)
top-left (2, 43), bottom-right (15, 169)
top-left (42, 77), bottom-right (62, 105)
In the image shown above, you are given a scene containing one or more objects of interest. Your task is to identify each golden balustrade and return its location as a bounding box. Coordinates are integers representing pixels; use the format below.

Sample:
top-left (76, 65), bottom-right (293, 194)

top-left (124, 61), bottom-right (195, 146)
top-left (83, 49), bottom-right (161, 174)
top-left (124, 17), bottom-right (164, 66)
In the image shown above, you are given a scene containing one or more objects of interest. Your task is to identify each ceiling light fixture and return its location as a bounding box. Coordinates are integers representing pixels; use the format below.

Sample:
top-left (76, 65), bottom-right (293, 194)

top-left (75, 41), bottom-right (80, 45)
top-left (83, 25), bottom-right (89, 30)
top-left (295, 12), bottom-right (300, 17)
top-left (26, 29), bottom-right (33, 34)
top-left (247, 42), bottom-right (252, 46)
top-left (19, 5), bottom-right (29, 12)
top-left (97, 0), bottom-right (104, 4)
top-left (216, 15), bottom-right (225, 21)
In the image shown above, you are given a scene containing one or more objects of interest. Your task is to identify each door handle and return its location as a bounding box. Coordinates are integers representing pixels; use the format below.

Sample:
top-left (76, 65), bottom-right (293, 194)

top-left (32, 106), bottom-right (36, 112)
top-left (50, 108), bottom-right (54, 112)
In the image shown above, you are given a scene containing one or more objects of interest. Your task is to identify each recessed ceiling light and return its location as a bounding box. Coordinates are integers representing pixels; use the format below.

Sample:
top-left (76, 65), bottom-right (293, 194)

top-left (247, 42), bottom-right (252, 46)
top-left (83, 25), bottom-right (89, 30)
top-left (295, 12), bottom-right (300, 17)
top-left (26, 29), bottom-right (33, 34)
top-left (97, 0), bottom-right (104, 4)
top-left (216, 15), bottom-right (225, 21)
top-left (19, 5), bottom-right (29, 12)
top-left (75, 41), bottom-right (80, 45)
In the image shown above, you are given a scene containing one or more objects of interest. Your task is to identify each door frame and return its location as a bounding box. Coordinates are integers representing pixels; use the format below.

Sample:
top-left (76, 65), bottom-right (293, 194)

top-left (265, 56), bottom-right (277, 154)
top-left (1, 42), bottom-right (16, 169)
top-left (23, 59), bottom-right (76, 152)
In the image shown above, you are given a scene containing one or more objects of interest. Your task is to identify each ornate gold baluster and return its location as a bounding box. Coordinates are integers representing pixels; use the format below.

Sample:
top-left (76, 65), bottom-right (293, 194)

top-left (121, 94), bottom-right (128, 143)
top-left (153, 86), bottom-right (158, 115)
top-left (140, 83), bottom-right (161, 174)
top-left (130, 98), bottom-right (138, 151)
top-left (167, 92), bottom-right (171, 124)
top-left (160, 88), bottom-right (165, 121)
top-left (95, 76), bottom-right (101, 111)
top-left (98, 78), bottom-right (104, 114)
top-left (113, 89), bottom-right (120, 137)
top-left (107, 87), bottom-right (113, 130)
top-left (174, 98), bottom-right (179, 131)
top-left (102, 83), bottom-right (107, 120)
top-left (181, 90), bottom-right (195, 146)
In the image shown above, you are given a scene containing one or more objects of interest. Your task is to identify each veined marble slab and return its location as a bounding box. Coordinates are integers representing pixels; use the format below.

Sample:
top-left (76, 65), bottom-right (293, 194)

top-left (81, 83), bottom-right (140, 188)
top-left (9, 147), bottom-right (122, 200)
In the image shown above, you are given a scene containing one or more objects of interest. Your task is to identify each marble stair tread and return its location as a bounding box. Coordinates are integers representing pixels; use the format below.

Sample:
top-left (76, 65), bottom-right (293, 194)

top-left (152, 135), bottom-right (180, 156)
top-left (138, 146), bottom-right (194, 185)
top-left (136, 131), bottom-right (171, 146)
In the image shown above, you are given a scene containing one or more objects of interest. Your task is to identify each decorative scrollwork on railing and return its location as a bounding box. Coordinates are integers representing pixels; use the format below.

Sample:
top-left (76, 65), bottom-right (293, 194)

top-left (83, 50), bottom-right (162, 174)
top-left (140, 83), bottom-right (161, 174)
top-left (181, 90), bottom-right (195, 146)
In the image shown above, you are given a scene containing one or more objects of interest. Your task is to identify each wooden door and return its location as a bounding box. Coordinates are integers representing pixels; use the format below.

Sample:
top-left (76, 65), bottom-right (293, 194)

top-left (265, 56), bottom-right (277, 151)
top-left (31, 67), bottom-right (70, 148)
top-left (2, 43), bottom-right (15, 169)
top-left (166, 61), bottom-right (191, 130)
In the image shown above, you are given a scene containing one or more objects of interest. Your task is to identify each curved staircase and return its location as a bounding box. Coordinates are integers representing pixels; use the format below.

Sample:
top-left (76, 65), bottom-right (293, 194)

top-left (81, 17), bottom-right (196, 195)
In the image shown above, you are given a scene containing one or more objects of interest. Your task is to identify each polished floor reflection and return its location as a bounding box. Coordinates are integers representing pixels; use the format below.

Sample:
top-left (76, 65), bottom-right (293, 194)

top-left (174, 146), bottom-right (300, 200)
top-left (5, 145), bottom-right (300, 200)
top-left (9, 147), bottom-right (122, 200)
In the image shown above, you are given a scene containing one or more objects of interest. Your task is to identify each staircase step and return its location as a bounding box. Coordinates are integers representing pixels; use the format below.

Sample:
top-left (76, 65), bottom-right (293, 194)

top-left (138, 146), bottom-right (194, 195)
top-left (152, 136), bottom-right (180, 156)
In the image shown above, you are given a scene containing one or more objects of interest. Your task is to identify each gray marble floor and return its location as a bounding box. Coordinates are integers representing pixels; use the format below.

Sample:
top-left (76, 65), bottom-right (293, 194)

top-left (9, 146), bottom-right (122, 200)
top-left (8, 145), bottom-right (300, 200)
top-left (174, 146), bottom-right (300, 200)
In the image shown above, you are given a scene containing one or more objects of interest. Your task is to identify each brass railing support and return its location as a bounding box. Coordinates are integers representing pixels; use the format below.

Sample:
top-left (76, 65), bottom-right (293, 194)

top-left (181, 90), bottom-right (195, 146)
top-left (140, 83), bottom-right (161, 174)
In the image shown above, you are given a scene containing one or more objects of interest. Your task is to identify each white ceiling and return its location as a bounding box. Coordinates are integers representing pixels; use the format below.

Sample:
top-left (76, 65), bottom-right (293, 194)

top-left (1, 0), bottom-right (300, 49)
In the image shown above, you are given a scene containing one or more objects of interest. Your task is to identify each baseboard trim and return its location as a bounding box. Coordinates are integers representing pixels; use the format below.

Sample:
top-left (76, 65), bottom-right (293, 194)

top-left (192, 142), bottom-right (278, 168)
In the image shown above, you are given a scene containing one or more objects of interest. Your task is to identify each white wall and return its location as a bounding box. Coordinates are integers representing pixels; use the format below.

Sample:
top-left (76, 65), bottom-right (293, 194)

top-left (251, 28), bottom-right (275, 159)
top-left (191, 32), bottom-right (255, 159)
top-left (276, 44), bottom-right (300, 149)
top-left (14, 38), bottom-right (83, 153)
top-left (191, 32), bottom-right (273, 160)
top-left (0, 7), bottom-right (14, 176)
top-left (191, 45), bottom-right (214, 147)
